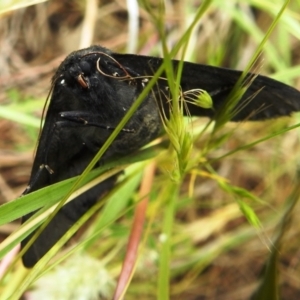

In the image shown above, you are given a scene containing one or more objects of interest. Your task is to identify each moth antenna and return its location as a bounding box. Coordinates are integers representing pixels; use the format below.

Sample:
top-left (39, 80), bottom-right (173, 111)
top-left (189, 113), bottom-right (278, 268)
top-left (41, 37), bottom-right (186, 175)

top-left (83, 51), bottom-right (134, 80)
top-left (96, 58), bottom-right (132, 80)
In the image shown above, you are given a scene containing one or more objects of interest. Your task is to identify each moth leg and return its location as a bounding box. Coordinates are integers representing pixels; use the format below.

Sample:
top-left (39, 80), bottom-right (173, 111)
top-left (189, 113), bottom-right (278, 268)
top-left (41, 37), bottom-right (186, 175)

top-left (23, 164), bottom-right (54, 195)
top-left (59, 111), bottom-right (135, 132)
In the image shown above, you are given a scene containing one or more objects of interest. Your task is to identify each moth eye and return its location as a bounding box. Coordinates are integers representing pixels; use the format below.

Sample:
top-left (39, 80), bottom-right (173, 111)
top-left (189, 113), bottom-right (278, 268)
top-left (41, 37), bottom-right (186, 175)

top-left (62, 70), bottom-right (73, 86)
top-left (79, 60), bottom-right (91, 75)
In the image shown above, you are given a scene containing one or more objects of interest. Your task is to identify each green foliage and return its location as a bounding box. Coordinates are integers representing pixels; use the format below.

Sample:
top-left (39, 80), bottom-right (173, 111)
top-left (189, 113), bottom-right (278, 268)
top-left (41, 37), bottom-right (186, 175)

top-left (1, 0), bottom-right (300, 299)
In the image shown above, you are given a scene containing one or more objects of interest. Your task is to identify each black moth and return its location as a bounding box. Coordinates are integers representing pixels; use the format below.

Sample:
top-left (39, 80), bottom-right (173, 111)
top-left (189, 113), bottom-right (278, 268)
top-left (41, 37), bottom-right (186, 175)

top-left (21, 45), bottom-right (300, 267)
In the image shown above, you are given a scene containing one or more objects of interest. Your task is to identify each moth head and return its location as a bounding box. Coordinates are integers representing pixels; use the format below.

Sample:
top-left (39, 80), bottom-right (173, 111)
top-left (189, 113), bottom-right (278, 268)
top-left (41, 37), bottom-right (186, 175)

top-left (58, 58), bottom-right (94, 89)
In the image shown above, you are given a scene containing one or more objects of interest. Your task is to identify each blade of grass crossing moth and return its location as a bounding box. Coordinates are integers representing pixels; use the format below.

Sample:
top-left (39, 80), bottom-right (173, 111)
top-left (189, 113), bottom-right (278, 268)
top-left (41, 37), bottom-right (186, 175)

top-left (0, 167), bottom-right (123, 287)
top-left (15, 166), bottom-right (123, 268)
top-left (0, 144), bottom-right (160, 265)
